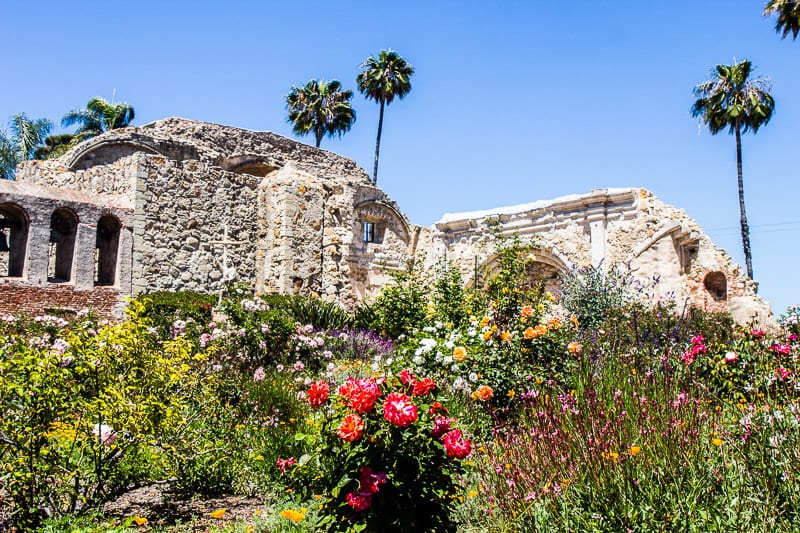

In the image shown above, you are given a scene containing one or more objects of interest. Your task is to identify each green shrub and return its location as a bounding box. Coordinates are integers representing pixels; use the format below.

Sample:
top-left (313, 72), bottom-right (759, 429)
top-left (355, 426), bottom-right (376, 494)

top-left (560, 265), bottom-right (636, 329)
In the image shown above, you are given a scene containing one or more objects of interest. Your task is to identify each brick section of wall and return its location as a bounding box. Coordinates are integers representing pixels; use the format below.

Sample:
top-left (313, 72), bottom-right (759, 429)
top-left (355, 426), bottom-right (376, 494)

top-left (0, 284), bottom-right (122, 318)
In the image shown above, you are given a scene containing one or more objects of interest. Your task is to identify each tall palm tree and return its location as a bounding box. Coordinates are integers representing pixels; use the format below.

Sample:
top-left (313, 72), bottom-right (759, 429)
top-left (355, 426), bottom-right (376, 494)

top-left (0, 113), bottom-right (52, 179)
top-left (356, 50), bottom-right (413, 184)
top-left (286, 80), bottom-right (356, 148)
top-left (61, 96), bottom-right (135, 141)
top-left (764, 0), bottom-right (800, 40)
top-left (691, 59), bottom-right (774, 280)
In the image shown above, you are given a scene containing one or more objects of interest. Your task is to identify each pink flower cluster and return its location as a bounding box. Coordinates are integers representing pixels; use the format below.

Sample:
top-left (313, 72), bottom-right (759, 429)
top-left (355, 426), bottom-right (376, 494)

top-left (681, 334), bottom-right (707, 365)
top-left (383, 392), bottom-right (418, 427)
top-left (308, 380), bottom-right (330, 408)
top-left (769, 343), bottom-right (792, 356)
top-left (346, 466), bottom-right (389, 511)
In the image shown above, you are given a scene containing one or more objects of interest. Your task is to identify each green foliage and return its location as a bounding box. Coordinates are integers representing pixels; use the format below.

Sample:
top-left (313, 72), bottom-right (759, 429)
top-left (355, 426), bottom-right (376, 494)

top-left (560, 265), bottom-right (636, 329)
top-left (137, 290), bottom-right (216, 340)
top-left (363, 267), bottom-right (429, 339)
top-left (0, 112), bottom-right (52, 179)
top-left (62, 96), bottom-right (135, 141)
top-left (0, 302), bottom-right (214, 529)
top-left (284, 296), bottom-right (353, 331)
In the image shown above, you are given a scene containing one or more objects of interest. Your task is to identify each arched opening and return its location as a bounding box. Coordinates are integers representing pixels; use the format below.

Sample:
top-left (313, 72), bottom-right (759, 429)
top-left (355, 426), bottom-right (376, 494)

top-left (95, 214), bottom-right (121, 286)
top-left (703, 271), bottom-right (727, 301)
top-left (48, 208), bottom-right (79, 283)
top-left (0, 203), bottom-right (29, 277)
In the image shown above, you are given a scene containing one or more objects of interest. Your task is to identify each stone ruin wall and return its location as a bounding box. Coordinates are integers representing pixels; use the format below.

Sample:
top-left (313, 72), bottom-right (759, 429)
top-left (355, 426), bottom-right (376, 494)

top-left (422, 188), bottom-right (774, 328)
top-left (0, 119), bottom-right (776, 326)
top-left (130, 154), bottom-right (263, 295)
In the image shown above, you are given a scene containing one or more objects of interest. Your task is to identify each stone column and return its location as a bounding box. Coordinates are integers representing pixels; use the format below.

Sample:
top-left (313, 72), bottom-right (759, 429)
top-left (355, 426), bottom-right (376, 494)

top-left (587, 213), bottom-right (607, 270)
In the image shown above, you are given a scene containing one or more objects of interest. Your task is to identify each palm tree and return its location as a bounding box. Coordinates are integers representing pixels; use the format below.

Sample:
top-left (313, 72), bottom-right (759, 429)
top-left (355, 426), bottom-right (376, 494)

top-left (0, 113), bottom-right (52, 179)
top-left (764, 0), bottom-right (800, 40)
top-left (61, 96), bottom-right (135, 141)
top-left (286, 80), bottom-right (356, 148)
top-left (691, 59), bottom-right (774, 280)
top-left (356, 50), bottom-right (414, 184)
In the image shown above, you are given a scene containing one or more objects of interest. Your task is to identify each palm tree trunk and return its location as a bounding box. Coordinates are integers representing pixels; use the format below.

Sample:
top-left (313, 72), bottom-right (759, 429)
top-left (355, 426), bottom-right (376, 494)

top-left (372, 100), bottom-right (385, 184)
top-left (735, 125), bottom-right (754, 280)
top-left (315, 130), bottom-right (323, 148)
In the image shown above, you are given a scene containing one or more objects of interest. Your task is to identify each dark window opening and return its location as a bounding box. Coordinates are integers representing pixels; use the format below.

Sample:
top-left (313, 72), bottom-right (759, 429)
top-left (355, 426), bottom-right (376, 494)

top-left (363, 222), bottom-right (375, 243)
top-left (95, 215), bottom-right (121, 286)
top-left (703, 271), bottom-right (727, 301)
top-left (48, 208), bottom-right (78, 283)
top-left (0, 203), bottom-right (29, 277)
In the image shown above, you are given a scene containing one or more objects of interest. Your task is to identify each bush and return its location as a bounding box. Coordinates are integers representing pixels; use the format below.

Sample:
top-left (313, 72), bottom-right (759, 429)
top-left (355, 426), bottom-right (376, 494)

top-left (560, 265), bottom-right (636, 329)
top-left (136, 290), bottom-right (216, 341)
top-left (291, 372), bottom-right (472, 532)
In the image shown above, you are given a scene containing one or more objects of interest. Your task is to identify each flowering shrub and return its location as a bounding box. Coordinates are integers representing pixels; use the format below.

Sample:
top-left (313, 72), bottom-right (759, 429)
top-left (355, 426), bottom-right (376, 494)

top-left (292, 371), bottom-right (471, 532)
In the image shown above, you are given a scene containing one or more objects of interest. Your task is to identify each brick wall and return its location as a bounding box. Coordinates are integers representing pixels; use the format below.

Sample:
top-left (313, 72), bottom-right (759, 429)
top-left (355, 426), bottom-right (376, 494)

top-left (0, 284), bottom-right (123, 319)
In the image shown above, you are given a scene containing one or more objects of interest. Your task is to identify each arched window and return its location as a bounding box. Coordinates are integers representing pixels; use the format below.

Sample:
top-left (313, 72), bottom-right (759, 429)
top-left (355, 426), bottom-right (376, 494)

top-left (48, 208), bottom-right (79, 283)
top-left (95, 215), bottom-right (121, 286)
top-left (0, 203), bottom-right (29, 277)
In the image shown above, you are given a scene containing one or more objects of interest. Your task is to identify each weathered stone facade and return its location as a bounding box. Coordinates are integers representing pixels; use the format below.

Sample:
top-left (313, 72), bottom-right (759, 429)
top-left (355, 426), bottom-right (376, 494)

top-left (0, 118), bottom-right (773, 326)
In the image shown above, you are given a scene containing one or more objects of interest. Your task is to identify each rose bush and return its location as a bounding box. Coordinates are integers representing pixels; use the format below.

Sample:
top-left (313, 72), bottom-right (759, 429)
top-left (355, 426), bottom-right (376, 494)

top-left (291, 371), bottom-right (472, 532)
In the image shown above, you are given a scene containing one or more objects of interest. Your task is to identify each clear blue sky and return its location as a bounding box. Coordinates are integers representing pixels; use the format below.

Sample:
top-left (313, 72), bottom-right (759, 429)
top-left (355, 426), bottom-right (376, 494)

top-left (3, 1), bottom-right (798, 314)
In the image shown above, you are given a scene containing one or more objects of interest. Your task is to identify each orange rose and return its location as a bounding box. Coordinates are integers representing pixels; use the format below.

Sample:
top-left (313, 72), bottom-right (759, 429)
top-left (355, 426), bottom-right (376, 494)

top-left (453, 346), bottom-right (467, 362)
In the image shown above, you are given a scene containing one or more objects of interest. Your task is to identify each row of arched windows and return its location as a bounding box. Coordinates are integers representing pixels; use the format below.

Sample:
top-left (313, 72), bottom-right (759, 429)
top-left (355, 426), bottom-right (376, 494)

top-left (0, 203), bottom-right (121, 286)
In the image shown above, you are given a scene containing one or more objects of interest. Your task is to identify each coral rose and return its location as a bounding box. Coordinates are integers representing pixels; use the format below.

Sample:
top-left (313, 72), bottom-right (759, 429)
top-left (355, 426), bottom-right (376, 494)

top-left (307, 380), bottom-right (329, 408)
top-left (337, 413), bottom-right (364, 442)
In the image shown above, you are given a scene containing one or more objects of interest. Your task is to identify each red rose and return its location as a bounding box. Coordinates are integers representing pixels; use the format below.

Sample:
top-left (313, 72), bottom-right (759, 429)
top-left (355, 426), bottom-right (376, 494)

top-left (383, 392), bottom-right (418, 427)
top-left (411, 377), bottom-right (436, 396)
top-left (359, 466), bottom-right (388, 494)
top-left (442, 429), bottom-right (471, 459)
top-left (346, 490), bottom-right (373, 511)
top-left (432, 416), bottom-right (455, 439)
top-left (308, 380), bottom-right (329, 408)
top-left (398, 368), bottom-right (414, 385)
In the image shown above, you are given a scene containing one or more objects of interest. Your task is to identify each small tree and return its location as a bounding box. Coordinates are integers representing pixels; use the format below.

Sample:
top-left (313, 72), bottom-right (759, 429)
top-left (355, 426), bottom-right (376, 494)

top-left (356, 50), bottom-right (414, 184)
top-left (286, 79), bottom-right (356, 148)
top-left (691, 59), bottom-right (774, 279)
top-left (764, 0), bottom-right (800, 40)
top-left (0, 113), bottom-right (52, 179)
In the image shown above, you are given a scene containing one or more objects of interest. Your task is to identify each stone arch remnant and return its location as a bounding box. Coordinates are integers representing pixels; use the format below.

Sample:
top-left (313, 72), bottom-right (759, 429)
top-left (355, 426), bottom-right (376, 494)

top-left (0, 203), bottom-right (29, 278)
top-left (49, 208), bottom-right (79, 283)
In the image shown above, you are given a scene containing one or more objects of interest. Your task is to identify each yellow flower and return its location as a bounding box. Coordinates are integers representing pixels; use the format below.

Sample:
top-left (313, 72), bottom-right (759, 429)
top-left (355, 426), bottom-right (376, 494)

top-left (629, 446), bottom-right (641, 456)
top-left (479, 316), bottom-right (490, 328)
top-left (547, 317), bottom-right (561, 329)
top-left (711, 438), bottom-right (723, 447)
top-left (482, 330), bottom-right (493, 341)
top-left (507, 389), bottom-right (516, 399)
top-left (570, 314), bottom-right (579, 327)
top-left (500, 330), bottom-right (512, 342)
top-left (209, 508), bottom-right (226, 519)
top-left (132, 516), bottom-right (148, 526)
top-left (453, 346), bottom-right (467, 362)
top-left (468, 490), bottom-right (478, 498)
top-left (567, 341), bottom-right (582, 355)
top-left (280, 509), bottom-right (306, 522)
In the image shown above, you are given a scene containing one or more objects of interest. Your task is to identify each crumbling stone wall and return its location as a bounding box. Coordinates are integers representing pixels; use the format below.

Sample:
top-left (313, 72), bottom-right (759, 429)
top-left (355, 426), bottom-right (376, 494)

top-left (423, 188), bottom-right (773, 327)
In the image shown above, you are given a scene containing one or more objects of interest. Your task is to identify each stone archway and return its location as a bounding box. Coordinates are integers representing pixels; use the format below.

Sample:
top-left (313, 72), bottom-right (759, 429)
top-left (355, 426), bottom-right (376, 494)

top-left (480, 247), bottom-right (569, 297)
